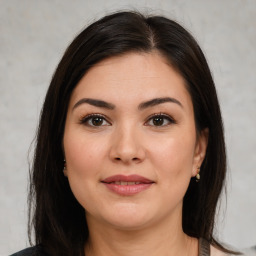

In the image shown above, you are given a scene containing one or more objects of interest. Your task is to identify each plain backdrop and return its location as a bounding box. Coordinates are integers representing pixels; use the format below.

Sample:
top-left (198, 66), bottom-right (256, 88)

top-left (0, 0), bottom-right (255, 255)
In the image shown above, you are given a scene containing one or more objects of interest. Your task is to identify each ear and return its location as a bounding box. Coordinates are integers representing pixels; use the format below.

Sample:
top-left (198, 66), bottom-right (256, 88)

top-left (191, 128), bottom-right (209, 177)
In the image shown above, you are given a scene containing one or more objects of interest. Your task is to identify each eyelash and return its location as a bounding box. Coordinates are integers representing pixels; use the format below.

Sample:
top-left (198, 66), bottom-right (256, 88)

top-left (146, 113), bottom-right (176, 127)
top-left (79, 113), bottom-right (176, 128)
top-left (79, 113), bottom-right (110, 127)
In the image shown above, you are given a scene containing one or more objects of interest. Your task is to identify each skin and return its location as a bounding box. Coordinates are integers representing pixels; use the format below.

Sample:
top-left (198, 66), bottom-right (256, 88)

top-left (63, 52), bottom-right (209, 256)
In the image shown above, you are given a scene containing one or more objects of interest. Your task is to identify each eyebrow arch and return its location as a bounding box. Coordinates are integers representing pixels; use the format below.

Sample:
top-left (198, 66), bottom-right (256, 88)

top-left (72, 98), bottom-right (115, 111)
top-left (138, 97), bottom-right (183, 110)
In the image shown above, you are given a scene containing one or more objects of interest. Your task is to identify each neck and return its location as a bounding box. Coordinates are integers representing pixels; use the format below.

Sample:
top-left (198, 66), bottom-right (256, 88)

top-left (84, 211), bottom-right (198, 256)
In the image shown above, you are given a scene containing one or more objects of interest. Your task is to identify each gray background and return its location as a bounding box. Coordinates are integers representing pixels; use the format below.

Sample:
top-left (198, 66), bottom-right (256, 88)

top-left (0, 0), bottom-right (255, 255)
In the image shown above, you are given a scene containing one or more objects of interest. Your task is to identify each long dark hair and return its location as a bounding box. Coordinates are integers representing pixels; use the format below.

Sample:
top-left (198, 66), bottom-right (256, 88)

top-left (29, 11), bottom-right (237, 255)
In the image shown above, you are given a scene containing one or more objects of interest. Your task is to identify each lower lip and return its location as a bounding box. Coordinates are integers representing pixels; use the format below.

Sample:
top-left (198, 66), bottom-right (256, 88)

top-left (103, 183), bottom-right (153, 196)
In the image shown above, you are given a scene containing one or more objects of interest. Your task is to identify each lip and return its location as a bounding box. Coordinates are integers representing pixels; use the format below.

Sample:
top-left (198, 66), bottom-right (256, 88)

top-left (101, 175), bottom-right (154, 196)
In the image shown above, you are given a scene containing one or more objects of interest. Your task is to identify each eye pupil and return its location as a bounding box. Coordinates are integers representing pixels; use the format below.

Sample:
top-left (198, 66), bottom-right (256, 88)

top-left (153, 117), bottom-right (164, 126)
top-left (92, 117), bottom-right (103, 126)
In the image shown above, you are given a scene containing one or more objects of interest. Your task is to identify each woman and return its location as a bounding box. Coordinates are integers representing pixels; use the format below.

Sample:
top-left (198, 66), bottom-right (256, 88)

top-left (11, 11), bottom-right (241, 256)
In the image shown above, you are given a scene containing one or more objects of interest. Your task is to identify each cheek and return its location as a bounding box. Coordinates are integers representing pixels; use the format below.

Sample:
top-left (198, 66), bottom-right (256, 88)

top-left (63, 133), bottom-right (107, 210)
top-left (149, 133), bottom-right (196, 180)
top-left (64, 132), bottom-right (107, 180)
top-left (149, 136), bottom-right (195, 206)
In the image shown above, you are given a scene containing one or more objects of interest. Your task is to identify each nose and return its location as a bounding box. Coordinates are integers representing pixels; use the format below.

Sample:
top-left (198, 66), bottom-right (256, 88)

top-left (109, 125), bottom-right (146, 164)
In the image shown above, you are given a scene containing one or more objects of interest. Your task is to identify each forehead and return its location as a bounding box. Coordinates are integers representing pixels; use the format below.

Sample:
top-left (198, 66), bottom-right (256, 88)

top-left (70, 52), bottom-right (192, 110)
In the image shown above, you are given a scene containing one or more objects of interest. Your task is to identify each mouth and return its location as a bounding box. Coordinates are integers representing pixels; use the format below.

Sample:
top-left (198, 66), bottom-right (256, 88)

top-left (101, 175), bottom-right (154, 196)
top-left (106, 181), bottom-right (144, 185)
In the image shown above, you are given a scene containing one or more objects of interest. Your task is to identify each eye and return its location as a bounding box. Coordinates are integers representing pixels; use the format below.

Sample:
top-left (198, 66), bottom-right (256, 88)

top-left (145, 113), bottom-right (176, 127)
top-left (79, 114), bottom-right (111, 127)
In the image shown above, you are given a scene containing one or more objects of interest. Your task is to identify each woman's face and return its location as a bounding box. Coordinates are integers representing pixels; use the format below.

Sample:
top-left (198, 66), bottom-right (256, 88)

top-left (63, 52), bottom-right (208, 230)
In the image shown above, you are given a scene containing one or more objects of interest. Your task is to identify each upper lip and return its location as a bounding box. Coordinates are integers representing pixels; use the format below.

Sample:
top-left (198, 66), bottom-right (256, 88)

top-left (101, 175), bottom-right (154, 184)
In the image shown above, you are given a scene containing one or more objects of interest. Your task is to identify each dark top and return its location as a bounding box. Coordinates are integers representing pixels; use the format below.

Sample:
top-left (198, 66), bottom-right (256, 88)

top-left (9, 246), bottom-right (47, 256)
top-left (10, 238), bottom-right (210, 256)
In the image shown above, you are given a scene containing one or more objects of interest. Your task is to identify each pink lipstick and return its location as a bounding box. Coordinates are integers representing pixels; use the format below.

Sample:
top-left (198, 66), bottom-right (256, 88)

top-left (101, 175), bottom-right (154, 196)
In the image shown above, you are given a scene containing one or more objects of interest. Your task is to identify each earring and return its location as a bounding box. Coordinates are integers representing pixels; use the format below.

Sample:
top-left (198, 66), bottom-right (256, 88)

top-left (196, 166), bottom-right (200, 182)
top-left (63, 159), bottom-right (67, 176)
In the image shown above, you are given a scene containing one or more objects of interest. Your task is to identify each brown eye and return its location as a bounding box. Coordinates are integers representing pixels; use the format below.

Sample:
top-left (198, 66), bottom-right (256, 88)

top-left (153, 117), bottom-right (164, 126)
top-left (146, 114), bottom-right (175, 127)
top-left (91, 117), bottom-right (104, 126)
top-left (80, 114), bottom-right (110, 127)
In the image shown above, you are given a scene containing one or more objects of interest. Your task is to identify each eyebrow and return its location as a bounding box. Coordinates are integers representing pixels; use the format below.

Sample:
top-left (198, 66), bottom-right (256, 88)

top-left (138, 97), bottom-right (183, 110)
top-left (72, 98), bottom-right (115, 111)
top-left (72, 97), bottom-right (183, 111)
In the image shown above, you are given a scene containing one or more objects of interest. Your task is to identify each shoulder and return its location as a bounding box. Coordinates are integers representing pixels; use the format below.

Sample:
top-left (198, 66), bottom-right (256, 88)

top-left (210, 245), bottom-right (244, 256)
top-left (210, 245), bottom-right (229, 256)
top-left (10, 246), bottom-right (47, 256)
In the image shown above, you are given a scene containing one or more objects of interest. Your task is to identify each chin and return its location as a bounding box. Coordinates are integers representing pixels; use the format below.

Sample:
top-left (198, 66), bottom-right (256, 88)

top-left (96, 203), bottom-right (156, 230)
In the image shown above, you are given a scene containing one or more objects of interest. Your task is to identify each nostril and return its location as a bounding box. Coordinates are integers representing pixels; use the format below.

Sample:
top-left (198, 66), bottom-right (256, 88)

top-left (114, 157), bottom-right (139, 162)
